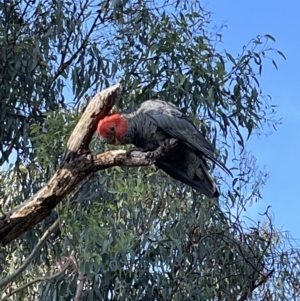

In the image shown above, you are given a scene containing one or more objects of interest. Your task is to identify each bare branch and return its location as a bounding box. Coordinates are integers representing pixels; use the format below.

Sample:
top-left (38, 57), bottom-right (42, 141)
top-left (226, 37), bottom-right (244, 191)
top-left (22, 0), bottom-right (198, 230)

top-left (0, 83), bottom-right (120, 245)
top-left (91, 138), bottom-right (178, 170)
top-left (74, 272), bottom-right (85, 301)
top-left (62, 82), bottom-right (122, 162)
top-left (0, 82), bottom-right (176, 247)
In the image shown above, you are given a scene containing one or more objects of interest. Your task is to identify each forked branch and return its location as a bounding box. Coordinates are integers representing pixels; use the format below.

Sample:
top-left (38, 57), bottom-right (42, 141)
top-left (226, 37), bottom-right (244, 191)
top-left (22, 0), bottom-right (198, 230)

top-left (0, 83), bottom-right (176, 245)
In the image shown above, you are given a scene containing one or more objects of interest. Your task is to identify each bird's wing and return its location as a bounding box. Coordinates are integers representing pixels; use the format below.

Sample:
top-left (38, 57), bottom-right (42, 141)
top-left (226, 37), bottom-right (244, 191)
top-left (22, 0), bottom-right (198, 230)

top-left (142, 100), bottom-right (231, 175)
top-left (155, 156), bottom-right (219, 197)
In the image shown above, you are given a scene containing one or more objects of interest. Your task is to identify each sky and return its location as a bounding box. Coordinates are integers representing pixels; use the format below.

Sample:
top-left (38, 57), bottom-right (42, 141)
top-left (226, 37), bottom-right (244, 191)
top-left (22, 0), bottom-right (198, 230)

top-left (205, 1), bottom-right (300, 237)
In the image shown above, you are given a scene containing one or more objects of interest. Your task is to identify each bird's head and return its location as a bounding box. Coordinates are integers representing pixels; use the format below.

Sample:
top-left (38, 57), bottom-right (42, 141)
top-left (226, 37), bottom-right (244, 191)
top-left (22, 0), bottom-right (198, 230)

top-left (97, 113), bottom-right (129, 144)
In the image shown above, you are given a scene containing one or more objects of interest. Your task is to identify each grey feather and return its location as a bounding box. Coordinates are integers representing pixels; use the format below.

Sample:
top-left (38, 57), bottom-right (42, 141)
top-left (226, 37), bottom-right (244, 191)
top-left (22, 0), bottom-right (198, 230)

top-left (118, 99), bottom-right (231, 197)
top-left (138, 100), bottom-right (231, 176)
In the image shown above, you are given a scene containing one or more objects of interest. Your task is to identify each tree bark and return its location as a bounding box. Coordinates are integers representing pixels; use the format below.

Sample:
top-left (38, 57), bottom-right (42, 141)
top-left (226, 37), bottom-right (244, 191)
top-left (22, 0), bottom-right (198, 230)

top-left (0, 83), bottom-right (176, 246)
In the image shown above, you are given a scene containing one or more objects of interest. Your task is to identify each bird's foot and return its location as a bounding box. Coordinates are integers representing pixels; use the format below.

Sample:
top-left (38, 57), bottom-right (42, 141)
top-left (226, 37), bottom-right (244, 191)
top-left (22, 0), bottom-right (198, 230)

top-left (147, 139), bottom-right (178, 160)
top-left (161, 138), bottom-right (178, 152)
top-left (126, 147), bottom-right (145, 157)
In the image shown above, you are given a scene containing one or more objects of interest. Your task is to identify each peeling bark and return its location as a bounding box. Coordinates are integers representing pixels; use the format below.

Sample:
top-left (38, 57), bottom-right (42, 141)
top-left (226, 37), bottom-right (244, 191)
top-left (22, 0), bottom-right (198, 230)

top-left (0, 82), bottom-right (176, 245)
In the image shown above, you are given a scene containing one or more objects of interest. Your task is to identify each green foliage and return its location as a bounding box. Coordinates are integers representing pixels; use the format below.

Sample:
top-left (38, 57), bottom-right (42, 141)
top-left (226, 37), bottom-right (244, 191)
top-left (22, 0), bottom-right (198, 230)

top-left (30, 108), bottom-right (80, 171)
top-left (0, 0), bottom-right (116, 166)
top-left (1, 0), bottom-right (298, 301)
top-left (58, 175), bottom-right (273, 301)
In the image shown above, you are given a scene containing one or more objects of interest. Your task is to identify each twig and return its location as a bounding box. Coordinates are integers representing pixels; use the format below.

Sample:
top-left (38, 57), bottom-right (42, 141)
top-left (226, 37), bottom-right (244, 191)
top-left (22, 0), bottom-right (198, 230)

top-left (49, 8), bottom-right (101, 86)
top-left (74, 272), bottom-right (85, 301)
top-left (0, 258), bottom-right (72, 301)
top-left (0, 219), bottom-right (59, 289)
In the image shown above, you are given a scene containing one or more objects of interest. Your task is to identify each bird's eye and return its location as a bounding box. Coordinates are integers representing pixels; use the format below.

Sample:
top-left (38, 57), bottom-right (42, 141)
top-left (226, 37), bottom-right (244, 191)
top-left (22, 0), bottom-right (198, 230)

top-left (110, 126), bottom-right (115, 132)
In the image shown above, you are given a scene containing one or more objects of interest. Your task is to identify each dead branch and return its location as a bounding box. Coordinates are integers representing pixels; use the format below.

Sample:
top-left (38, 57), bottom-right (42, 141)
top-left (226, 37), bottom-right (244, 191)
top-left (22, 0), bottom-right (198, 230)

top-left (0, 81), bottom-right (176, 245)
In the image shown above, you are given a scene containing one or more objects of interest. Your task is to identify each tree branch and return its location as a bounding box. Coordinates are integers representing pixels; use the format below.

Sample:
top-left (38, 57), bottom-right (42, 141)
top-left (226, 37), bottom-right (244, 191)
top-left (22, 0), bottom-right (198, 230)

top-left (74, 272), bottom-right (85, 301)
top-left (0, 81), bottom-right (177, 245)
top-left (49, 3), bottom-right (100, 86)
top-left (0, 258), bottom-right (72, 301)
top-left (62, 82), bottom-right (121, 162)
top-left (0, 219), bottom-right (59, 289)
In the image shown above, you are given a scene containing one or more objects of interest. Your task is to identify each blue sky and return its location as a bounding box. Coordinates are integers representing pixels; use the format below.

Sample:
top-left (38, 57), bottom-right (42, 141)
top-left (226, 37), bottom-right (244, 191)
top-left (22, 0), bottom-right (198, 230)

top-left (206, 1), bottom-right (300, 236)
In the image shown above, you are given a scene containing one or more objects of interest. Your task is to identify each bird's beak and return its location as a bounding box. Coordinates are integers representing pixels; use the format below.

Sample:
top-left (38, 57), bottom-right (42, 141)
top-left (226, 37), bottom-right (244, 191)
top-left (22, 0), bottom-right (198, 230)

top-left (114, 138), bottom-right (121, 145)
top-left (99, 135), bottom-right (113, 144)
top-left (98, 135), bottom-right (120, 145)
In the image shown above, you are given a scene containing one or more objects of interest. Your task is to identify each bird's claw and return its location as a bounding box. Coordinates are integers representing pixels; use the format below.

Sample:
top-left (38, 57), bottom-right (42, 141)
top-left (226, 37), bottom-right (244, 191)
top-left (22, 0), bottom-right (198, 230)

top-left (126, 147), bottom-right (144, 157)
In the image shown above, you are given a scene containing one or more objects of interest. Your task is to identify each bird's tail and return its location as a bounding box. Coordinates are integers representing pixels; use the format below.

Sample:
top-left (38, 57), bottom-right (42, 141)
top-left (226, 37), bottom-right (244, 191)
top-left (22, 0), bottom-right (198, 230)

top-left (155, 149), bottom-right (219, 197)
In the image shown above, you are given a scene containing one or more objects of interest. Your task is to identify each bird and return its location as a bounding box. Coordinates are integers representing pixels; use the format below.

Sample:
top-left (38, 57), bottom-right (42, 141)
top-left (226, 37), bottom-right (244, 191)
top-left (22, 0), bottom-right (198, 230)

top-left (97, 99), bottom-right (231, 197)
